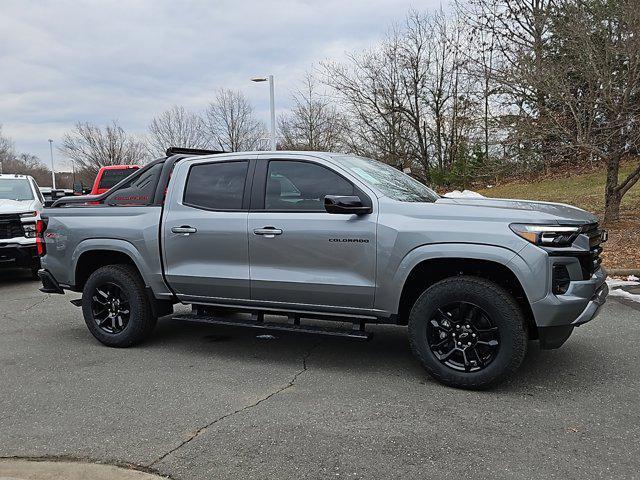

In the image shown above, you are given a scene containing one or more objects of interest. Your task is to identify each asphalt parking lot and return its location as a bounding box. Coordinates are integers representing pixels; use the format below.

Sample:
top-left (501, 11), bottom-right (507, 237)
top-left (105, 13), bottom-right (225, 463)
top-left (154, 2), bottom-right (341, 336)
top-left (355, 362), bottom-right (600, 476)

top-left (1, 269), bottom-right (640, 479)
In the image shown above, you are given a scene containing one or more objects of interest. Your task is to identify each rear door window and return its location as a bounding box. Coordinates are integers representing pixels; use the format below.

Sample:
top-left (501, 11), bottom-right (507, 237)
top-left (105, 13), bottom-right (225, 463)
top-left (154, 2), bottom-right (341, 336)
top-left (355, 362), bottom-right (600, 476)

top-left (184, 161), bottom-right (248, 210)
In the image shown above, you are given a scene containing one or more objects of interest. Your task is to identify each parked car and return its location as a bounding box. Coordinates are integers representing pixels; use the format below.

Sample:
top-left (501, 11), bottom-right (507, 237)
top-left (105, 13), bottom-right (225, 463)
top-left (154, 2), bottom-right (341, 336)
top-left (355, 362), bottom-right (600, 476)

top-left (89, 165), bottom-right (139, 196)
top-left (37, 148), bottom-right (608, 389)
top-left (0, 174), bottom-right (44, 277)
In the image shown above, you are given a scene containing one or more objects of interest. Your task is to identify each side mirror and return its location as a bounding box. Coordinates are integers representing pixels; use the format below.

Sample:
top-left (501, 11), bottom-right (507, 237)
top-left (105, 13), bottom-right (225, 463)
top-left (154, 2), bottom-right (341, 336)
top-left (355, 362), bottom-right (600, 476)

top-left (73, 182), bottom-right (84, 196)
top-left (324, 195), bottom-right (372, 215)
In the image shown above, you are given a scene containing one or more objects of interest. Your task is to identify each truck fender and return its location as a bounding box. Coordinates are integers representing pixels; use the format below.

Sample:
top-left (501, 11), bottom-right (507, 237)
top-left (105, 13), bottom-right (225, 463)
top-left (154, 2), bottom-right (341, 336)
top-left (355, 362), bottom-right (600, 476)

top-left (375, 243), bottom-right (540, 314)
top-left (70, 238), bottom-right (154, 289)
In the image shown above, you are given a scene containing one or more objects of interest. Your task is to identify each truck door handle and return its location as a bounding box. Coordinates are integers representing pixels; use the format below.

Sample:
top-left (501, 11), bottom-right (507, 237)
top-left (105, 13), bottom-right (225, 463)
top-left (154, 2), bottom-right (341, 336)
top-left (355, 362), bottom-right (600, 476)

top-left (253, 226), bottom-right (283, 238)
top-left (171, 225), bottom-right (197, 235)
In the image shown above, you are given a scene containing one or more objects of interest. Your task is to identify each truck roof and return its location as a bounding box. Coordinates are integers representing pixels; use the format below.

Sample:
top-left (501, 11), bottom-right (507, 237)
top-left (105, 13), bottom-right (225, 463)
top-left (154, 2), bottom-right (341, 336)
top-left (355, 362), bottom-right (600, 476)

top-left (0, 173), bottom-right (31, 179)
top-left (97, 165), bottom-right (139, 170)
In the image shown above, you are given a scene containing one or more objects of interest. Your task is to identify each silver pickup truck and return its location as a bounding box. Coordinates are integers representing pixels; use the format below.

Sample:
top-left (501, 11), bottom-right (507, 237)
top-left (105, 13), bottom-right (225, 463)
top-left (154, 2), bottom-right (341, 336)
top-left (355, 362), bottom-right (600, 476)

top-left (38, 148), bottom-right (608, 389)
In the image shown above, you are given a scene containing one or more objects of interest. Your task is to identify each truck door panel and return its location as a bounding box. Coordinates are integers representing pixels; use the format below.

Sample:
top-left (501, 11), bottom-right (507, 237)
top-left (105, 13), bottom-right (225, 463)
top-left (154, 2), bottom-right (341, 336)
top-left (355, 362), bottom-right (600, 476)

top-left (248, 159), bottom-right (377, 309)
top-left (162, 159), bottom-right (252, 301)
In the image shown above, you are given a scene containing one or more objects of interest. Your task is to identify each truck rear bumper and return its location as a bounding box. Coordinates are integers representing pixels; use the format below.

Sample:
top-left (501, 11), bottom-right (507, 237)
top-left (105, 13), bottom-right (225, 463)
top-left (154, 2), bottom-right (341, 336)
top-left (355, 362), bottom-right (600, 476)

top-left (0, 243), bottom-right (38, 269)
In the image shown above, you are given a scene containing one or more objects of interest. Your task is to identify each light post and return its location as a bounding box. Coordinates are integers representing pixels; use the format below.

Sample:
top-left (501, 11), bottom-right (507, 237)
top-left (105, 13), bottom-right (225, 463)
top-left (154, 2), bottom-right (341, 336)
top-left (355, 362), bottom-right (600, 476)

top-left (251, 75), bottom-right (276, 150)
top-left (48, 139), bottom-right (56, 189)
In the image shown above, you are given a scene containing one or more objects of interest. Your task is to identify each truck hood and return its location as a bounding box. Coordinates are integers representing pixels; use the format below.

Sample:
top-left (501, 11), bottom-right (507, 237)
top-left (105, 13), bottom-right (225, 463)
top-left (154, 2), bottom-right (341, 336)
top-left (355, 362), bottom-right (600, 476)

top-left (0, 199), bottom-right (41, 215)
top-left (435, 197), bottom-right (598, 224)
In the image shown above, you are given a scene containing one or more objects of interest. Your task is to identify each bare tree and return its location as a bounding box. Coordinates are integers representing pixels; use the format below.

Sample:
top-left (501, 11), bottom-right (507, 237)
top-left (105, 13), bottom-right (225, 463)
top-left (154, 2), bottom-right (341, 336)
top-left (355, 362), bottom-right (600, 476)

top-left (0, 124), bottom-right (16, 168)
top-left (147, 106), bottom-right (207, 156)
top-left (322, 33), bottom-right (412, 170)
top-left (323, 10), bottom-right (478, 186)
top-left (60, 121), bottom-right (147, 180)
top-left (462, 0), bottom-right (556, 170)
top-left (278, 74), bottom-right (347, 151)
top-left (203, 89), bottom-right (266, 151)
top-left (0, 125), bottom-right (53, 183)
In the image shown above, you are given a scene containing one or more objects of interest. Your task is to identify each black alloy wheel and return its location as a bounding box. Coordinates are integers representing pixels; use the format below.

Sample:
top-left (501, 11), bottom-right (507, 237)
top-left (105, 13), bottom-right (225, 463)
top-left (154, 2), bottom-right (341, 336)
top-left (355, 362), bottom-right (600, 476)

top-left (91, 282), bottom-right (131, 334)
top-left (427, 302), bottom-right (500, 372)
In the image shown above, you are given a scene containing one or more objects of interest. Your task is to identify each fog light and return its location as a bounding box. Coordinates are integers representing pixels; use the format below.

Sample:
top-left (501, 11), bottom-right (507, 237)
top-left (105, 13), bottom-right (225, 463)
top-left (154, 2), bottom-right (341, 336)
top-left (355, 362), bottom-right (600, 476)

top-left (552, 265), bottom-right (571, 295)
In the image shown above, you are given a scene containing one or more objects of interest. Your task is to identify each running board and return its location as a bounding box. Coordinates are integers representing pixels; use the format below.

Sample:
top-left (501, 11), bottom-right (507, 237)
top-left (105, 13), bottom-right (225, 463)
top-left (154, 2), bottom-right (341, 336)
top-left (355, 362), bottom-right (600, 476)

top-left (172, 312), bottom-right (372, 340)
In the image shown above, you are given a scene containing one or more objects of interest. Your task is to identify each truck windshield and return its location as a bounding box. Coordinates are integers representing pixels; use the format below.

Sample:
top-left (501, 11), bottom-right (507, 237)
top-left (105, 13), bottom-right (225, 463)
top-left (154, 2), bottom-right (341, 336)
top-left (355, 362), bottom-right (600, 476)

top-left (0, 179), bottom-right (34, 201)
top-left (331, 155), bottom-right (439, 202)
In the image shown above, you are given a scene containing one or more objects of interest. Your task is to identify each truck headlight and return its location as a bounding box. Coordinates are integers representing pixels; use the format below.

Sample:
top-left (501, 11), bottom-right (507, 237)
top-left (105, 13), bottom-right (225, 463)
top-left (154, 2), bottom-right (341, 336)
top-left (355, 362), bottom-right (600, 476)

top-left (20, 211), bottom-right (37, 218)
top-left (510, 224), bottom-right (581, 247)
top-left (23, 223), bottom-right (37, 238)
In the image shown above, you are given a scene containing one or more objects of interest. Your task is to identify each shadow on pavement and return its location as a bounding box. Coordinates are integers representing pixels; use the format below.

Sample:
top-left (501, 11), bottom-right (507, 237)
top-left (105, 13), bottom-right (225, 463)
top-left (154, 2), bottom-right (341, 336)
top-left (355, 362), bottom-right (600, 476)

top-left (0, 267), bottom-right (38, 286)
top-left (109, 313), bottom-right (605, 393)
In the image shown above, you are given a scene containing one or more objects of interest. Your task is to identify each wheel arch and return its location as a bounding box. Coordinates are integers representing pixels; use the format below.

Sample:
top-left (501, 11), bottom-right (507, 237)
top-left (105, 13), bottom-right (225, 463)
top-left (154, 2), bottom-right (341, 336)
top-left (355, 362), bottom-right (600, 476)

top-left (388, 246), bottom-right (536, 338)
top-left (72, 240), bottom-right (150, 291)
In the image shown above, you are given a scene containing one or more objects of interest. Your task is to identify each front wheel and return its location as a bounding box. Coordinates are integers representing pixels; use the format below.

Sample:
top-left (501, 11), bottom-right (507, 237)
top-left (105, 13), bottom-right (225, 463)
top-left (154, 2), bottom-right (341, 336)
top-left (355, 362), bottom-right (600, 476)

top-left (82, 264), bottom-right (156, 347)
top-left (408, 276), bottom-right (528, 389)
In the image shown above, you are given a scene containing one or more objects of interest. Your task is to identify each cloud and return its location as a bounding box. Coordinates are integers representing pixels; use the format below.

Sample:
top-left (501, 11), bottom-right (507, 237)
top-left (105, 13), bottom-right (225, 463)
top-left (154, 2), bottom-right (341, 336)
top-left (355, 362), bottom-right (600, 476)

top-left (0, 0), bottom-right (443, 169)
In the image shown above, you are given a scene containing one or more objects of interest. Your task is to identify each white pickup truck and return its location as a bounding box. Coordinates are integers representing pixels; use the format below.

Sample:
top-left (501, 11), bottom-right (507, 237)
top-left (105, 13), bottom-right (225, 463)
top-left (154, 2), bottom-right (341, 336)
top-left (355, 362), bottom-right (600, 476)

top-left (0, 174), bottom-right (45, 277)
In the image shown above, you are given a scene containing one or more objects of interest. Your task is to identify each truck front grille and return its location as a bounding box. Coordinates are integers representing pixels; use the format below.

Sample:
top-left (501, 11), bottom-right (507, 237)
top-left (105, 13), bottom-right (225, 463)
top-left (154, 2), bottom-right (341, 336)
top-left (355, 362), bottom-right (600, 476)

top-left (0, 214), bottom-right (24, 240)
top-left (578, 223), bottom-right (605, 279)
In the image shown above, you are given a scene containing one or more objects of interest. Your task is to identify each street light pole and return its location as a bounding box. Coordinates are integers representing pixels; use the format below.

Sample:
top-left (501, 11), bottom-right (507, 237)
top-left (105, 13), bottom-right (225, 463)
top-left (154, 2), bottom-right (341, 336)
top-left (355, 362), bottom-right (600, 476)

top-left (251, 75), bottom-right (277, 150)
top-left (48, 139), bottom-right (56, 189)
top-left (268, 75), bottom-right (276, 151)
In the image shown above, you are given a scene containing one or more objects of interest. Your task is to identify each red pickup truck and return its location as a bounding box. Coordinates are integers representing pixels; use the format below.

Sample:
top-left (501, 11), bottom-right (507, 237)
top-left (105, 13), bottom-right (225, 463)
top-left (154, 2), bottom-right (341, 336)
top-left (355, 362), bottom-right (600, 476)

top-left (90, 165), bottom-right (140, 195)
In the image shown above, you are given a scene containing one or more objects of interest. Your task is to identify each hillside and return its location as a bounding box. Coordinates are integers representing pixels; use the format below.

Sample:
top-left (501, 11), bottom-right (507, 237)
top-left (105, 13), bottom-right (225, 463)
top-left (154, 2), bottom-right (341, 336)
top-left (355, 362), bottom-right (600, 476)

top-left (477, 164), bottom-right (640, 270)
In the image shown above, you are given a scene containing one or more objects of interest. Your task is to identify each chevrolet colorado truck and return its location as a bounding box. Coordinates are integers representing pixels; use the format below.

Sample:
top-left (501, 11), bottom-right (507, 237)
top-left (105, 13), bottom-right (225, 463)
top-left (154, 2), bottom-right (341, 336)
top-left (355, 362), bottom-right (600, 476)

top-left (0, 174), bottom-right (45, 277)
top-left (37, 148), bottom-right (608, 389)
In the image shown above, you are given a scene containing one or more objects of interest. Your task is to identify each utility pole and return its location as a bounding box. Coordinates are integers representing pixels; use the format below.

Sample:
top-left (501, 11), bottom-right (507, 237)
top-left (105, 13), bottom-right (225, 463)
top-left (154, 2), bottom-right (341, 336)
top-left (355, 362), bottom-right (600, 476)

top-left (48, 139), bottom-right (56, 189)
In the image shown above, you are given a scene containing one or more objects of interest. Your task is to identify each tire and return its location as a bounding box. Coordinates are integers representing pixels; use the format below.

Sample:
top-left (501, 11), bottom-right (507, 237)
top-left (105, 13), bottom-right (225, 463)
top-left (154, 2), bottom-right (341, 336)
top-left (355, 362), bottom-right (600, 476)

top-left (30, 258), bottom-right (41, 280)
top-left (82, 264), bottom-right (156, 347)
top-left (408, 276), bottom-right (528, 390)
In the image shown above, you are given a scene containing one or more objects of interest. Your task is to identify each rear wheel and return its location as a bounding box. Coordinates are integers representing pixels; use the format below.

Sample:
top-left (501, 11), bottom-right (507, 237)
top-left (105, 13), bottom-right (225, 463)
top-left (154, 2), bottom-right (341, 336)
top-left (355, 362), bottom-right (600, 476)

top-left (408, 276), bottom-right (527, 389)
top-left (82, 264), bottom-right (156, 347)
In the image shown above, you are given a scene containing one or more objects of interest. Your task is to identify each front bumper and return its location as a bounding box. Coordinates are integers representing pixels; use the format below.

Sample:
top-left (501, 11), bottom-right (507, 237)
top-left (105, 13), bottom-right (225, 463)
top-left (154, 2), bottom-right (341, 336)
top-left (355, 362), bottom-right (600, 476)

top-left (0, 241), bottom-right (39, 269)
top-left (571, 281), bottom-right (608, 326)
top-left (535, 271), bottom-right (609, 349)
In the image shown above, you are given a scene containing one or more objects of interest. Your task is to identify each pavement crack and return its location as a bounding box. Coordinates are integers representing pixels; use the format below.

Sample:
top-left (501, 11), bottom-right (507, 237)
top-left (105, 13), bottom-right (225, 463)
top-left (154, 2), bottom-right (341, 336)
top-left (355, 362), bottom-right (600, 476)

top-left (22, 295), bottom-right (49, 312)
top-left (146, 340), bottom-right (322, 468)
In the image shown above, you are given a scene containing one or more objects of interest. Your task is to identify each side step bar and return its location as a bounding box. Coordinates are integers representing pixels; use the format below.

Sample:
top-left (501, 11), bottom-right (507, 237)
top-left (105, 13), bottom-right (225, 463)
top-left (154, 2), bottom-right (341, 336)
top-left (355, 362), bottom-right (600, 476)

top-left (172, 312), bottom-right (372, 341)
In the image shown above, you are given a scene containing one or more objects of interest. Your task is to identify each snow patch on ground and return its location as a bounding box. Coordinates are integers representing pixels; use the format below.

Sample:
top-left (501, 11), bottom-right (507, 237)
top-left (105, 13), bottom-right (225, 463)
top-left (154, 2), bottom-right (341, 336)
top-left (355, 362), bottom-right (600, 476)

top-left (443, 190), bottom-right (485, 198)
top-left (606, 277), bottom-right (640, 303)
top-left (607, 279), bottom-right (640, 288)
top-left (608, 288), bottom-right (640, 303)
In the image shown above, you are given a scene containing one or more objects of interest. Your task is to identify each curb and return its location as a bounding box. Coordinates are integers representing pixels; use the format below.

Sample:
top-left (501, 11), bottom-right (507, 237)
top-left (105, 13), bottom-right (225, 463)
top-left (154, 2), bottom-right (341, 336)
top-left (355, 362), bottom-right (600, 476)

top-left (0, 459), bottom-right (167, 480)
top-left (606, 268), bottom-right (640, 276)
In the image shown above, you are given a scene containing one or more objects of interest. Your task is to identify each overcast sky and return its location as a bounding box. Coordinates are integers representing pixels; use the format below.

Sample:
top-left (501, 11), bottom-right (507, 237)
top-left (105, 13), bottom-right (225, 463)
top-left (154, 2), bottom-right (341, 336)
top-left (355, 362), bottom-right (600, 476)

top-left (1, 0), bottom-right (448, 170)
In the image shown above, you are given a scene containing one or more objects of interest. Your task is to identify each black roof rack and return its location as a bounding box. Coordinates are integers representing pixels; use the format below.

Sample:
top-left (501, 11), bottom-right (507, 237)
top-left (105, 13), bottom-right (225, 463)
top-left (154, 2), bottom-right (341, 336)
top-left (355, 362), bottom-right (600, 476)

top-left (165, 147), bottom-right (226, 156)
